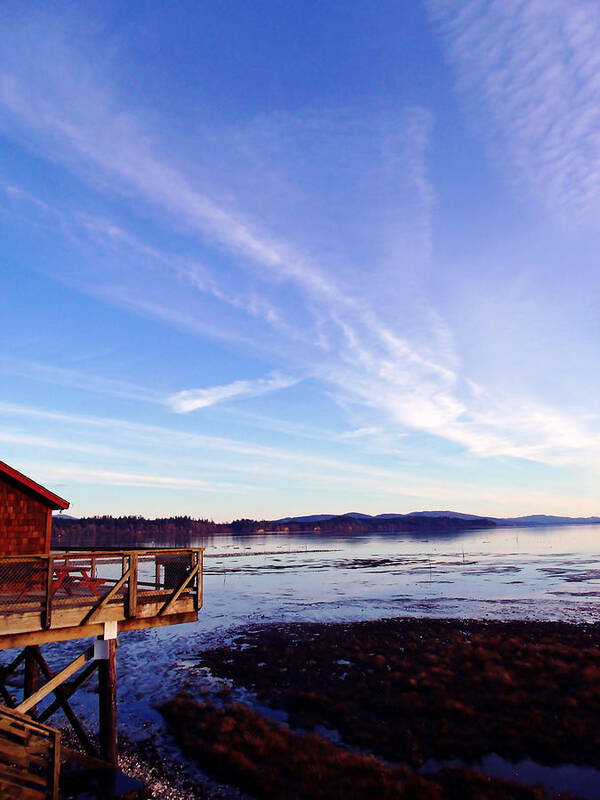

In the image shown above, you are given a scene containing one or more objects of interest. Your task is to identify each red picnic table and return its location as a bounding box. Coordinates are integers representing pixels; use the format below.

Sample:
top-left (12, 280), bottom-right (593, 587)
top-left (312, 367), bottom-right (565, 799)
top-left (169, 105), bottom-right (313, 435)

top-left (12, 561), bottom-right (107, 602)
top-left (51, 565), bottom-right (106, 597)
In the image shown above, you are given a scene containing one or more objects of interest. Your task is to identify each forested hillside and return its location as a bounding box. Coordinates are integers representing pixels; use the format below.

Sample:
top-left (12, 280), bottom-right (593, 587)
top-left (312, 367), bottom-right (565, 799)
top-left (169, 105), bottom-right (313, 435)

top-left (52, 513), bottom-right (495, 548)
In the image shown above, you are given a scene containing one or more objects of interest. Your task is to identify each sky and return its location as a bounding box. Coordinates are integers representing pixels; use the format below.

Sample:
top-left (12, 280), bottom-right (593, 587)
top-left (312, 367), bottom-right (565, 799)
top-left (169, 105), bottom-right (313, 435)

top-left (2, 0), bottom-right (600, 520)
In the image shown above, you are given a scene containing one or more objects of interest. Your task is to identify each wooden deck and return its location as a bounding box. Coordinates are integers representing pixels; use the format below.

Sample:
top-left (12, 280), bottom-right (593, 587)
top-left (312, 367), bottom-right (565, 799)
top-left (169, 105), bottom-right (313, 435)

top-left (0, 549), bottom-right (203, 649)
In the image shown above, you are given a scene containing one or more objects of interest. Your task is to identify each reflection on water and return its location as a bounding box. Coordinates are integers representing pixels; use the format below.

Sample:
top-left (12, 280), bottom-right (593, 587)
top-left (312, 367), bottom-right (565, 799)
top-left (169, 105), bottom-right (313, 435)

top-left (187, 523), bottom-right (600, 632)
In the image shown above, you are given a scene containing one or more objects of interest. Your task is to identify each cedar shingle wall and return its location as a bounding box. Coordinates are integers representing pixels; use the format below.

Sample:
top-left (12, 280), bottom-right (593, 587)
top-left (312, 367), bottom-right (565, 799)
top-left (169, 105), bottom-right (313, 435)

top-left (0, 475), bottom-right (49, 555)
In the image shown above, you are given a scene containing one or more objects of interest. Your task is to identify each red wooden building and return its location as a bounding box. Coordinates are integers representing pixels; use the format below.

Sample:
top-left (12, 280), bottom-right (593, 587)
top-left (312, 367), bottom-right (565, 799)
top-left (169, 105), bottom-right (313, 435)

top-left (0, 460), bottom-right (69, 556)
top-left (0, 460), bottom-right (204, 797)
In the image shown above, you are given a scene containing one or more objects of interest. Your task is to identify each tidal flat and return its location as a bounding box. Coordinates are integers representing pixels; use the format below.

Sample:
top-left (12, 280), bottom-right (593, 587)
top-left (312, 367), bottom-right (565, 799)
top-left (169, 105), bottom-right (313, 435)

top-left (163, 617), bottom-right (600, 799)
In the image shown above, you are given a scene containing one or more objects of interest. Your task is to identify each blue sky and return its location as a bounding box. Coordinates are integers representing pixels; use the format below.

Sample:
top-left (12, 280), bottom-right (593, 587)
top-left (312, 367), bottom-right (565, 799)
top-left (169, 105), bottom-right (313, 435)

top-left (2, 1), bottom-right (600, 519)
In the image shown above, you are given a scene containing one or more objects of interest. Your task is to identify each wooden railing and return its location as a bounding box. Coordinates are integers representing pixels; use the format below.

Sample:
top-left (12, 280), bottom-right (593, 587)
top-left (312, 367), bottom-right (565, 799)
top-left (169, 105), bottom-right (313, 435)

top-left (0, 549), bottom-right (203, 643)
top-left (0, 705), bottom-right (59, 800)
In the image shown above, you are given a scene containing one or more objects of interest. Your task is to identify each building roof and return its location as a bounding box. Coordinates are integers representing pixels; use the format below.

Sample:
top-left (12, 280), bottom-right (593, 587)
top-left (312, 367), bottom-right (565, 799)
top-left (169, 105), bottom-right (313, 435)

top-left (0, 460), bottom-right (69, 511)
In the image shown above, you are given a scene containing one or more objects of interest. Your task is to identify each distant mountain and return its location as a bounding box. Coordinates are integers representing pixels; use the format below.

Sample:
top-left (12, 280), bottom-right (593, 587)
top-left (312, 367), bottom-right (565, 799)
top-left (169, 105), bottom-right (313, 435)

top-left (276, 514), bottom-right (339, 523)
top-left (271, 513), bottom-right (495, 534)
top-left (495, 514), bottom-right (600, 526)
top-left (407, 511), bottom-right (600, 526)
top-left (276, 511), bottom-right (600, 527)
top-left (277, 510), bottom-right (491, 524)
top-left (276, 511), bottom-right (485, 523)
top-left (401, 510), bottom-right (487, 521)
top-left (344, 512), bottom-right (375, 519)
top-left (276, 512), bottom-right (373, 522)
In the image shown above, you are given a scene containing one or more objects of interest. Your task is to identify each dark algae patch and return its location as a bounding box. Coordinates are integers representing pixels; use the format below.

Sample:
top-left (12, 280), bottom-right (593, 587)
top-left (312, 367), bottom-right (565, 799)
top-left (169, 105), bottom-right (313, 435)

top-left (160, 697), bottom-right (559, 799)
top-left (195, 618), bottom-right (600, 770)
top-left (167, 617), bottom-right (600, 798)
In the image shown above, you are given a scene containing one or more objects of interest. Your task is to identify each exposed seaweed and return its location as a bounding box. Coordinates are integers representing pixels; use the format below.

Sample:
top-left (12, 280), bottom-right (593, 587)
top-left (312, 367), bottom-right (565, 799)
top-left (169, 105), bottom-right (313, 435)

top-left (196, 618), bottom-right (600, 770)
top-left (161, 698), bottom-right (558, 800)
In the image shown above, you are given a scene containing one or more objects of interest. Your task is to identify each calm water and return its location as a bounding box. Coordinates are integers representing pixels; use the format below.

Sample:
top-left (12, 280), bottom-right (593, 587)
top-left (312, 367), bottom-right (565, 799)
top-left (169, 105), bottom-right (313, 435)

top-left (191, 523), bottom-right (600, 629)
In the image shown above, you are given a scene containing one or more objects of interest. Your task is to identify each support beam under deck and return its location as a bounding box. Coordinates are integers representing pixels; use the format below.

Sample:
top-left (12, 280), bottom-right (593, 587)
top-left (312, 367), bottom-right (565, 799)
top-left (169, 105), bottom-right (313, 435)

top-left (98, 638), bottom-right (118, 766)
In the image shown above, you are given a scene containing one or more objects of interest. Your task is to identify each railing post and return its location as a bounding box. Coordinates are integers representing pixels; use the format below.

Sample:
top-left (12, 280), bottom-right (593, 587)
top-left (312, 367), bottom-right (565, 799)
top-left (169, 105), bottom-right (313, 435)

top-left (127, 553), bottom-right (138, 618)
top-left (195, 549), bottom-right (203, 611)
top-left (44, 556), bottom-right (54, 630)
top-left (121, 554), bottom-right (127, 616)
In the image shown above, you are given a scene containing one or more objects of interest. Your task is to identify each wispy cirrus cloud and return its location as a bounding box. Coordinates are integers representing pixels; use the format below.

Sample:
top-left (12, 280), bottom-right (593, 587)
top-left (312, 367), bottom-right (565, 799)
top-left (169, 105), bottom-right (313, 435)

top-left (75, 213), bottom-right (307, 346)
top-left (0, 357), bottom-right (298, 415)
top-left (19, 462), bottom-right (259, 493)
top-left (0, 75), bottom-right (338, 306)
top-left (3, 402), bottom-right (586, 514)
top-left (0, 357), bottom-right (164, 405)
top-left (427, 0), bottom-right (600, 222)
top-left (2, 11), bottom-right (600, 482)
top-left (0, 401), bottom-right (450, 494)
top-left (0, 401), bottom-right (364, 472)
top-left (167, 373), bottom-right (298, 413)
top-left (0, 50), bottom-right (457, 431)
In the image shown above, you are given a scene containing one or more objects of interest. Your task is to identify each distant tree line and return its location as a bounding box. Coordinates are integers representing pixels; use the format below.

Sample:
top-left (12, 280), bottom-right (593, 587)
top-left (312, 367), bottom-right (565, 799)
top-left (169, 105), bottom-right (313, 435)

top-left (51, 515), bottom-right (263, 548)
top-left (52, 513), bottom-right (495, 548)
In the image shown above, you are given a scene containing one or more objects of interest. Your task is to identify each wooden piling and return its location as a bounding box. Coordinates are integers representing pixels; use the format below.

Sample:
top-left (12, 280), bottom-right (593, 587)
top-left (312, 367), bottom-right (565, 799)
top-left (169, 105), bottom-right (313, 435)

top-left (98, 638), bottom-right (118, 766)
top-left (23, 646), bottom-right (38, 717)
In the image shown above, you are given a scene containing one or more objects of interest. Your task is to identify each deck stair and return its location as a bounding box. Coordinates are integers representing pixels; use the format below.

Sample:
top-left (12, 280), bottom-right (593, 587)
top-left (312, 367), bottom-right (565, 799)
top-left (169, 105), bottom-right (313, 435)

top-left (0, 706), bottom-right (148, 799)
top-left (0, 704), bottom-right (59, 799)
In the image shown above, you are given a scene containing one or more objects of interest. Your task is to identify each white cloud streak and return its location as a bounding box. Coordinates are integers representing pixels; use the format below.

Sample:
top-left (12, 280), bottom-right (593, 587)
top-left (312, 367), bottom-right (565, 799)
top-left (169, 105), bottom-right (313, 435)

top-left (0, 357), bottom-right (297, 415)
top-left (167, 373), bottom-right (298, 413)
top-left (3, 403), bottom-right (584, 511)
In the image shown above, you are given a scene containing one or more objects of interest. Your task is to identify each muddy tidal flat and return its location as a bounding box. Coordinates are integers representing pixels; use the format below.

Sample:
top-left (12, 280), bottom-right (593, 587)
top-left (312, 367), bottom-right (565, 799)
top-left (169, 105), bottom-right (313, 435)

top-left (161, 617), bottom-right (600, 799)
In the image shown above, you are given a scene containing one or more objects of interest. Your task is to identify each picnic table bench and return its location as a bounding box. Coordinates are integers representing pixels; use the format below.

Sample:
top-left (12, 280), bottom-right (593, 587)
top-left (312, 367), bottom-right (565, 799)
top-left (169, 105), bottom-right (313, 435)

top-left (11, 564), bottom-right (107, 602)
top-left (50, 566), bottom-right (106, 598)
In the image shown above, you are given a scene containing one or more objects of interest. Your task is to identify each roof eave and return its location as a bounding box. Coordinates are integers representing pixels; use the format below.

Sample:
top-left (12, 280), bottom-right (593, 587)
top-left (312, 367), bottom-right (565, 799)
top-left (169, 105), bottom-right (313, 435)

top-left (0, 461), bottom-right (70, 511)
